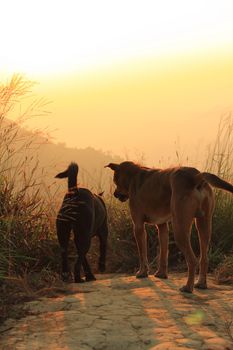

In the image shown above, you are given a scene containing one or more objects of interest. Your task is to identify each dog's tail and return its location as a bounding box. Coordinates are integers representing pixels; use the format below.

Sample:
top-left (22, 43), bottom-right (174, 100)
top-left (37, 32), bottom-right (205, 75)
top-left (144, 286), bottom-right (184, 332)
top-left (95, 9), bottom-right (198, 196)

top-left (196, 172), bottom-right (233, 194)
top-left (55, 162), bottom-right (79, 189)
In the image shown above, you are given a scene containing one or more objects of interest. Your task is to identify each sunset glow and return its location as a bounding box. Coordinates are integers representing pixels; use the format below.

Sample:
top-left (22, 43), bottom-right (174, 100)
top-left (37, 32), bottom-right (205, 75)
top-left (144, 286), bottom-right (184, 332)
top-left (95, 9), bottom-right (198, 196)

top-left (1, 1), bottom-right (233, 164)
top-left (1, 0), bottom-right (233, 77)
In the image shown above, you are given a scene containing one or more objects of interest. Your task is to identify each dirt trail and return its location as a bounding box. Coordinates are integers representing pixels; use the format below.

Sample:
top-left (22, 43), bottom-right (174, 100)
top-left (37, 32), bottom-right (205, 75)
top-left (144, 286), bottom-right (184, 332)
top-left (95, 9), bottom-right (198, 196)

top-left (0, 273), bottom-right (232, 350)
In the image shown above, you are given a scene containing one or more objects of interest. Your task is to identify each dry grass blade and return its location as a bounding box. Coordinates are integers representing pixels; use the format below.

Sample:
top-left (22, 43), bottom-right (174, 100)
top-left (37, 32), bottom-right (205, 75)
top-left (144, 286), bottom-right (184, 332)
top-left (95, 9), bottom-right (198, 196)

top-left (225, 311), bottom-right (233, 342)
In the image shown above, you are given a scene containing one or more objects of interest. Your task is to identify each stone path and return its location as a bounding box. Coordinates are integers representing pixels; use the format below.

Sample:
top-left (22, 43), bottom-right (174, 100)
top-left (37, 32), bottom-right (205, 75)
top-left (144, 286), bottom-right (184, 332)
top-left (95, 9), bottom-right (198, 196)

top-left (0, 273), bottom-right (233, 350)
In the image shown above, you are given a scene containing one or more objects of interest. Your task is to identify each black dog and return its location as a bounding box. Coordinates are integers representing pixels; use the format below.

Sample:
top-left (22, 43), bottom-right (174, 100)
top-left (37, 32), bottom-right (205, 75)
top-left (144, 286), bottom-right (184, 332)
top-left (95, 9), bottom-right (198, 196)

top-left (55, 162), bottom-right (108, 283)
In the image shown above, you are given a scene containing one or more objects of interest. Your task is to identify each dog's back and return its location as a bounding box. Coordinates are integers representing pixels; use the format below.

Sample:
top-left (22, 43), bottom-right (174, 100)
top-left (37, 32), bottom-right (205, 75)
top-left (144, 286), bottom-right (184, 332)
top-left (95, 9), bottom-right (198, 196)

top-left (60, 188), bottom-right (107, 235)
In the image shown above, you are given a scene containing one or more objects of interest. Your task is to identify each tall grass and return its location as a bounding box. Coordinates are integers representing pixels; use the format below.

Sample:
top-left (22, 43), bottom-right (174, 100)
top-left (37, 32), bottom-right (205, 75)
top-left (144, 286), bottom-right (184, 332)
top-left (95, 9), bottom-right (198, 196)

top-left (205, 115), bottom-right (233, 274)
top-left (0, 75), bottom-right (58, 282)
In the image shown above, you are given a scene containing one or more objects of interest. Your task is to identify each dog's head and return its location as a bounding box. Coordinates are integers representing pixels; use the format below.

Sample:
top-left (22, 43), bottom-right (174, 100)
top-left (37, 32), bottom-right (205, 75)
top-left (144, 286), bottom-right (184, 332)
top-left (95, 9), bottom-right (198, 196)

top-left (105, 161), bottom-right (140, 202)
top-left (55, 162), bottom-right (79, 179)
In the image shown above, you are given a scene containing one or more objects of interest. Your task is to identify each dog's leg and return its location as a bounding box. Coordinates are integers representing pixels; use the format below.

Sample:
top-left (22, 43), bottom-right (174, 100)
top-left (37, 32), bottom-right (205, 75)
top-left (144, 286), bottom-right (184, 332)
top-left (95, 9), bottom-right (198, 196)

top-left (97, 220), bottom-right (108, 272)
top-left (172, 213), bottom-right (197, 293)
top-left (74, 255), bottom-right (85, 283)
top-left (170, 172), bottom-right (199, 293)
top-left (56, 219), bottom-right (72, 282)
top-left (173, 227), bottom-right (197, 293)
top-left (134, 223), bottom-right (149, 278)
top-left (73, 229), bottom-right (86, 283)
top-left (83, 256), bottom-right (96, 282)
top-left (194, 215), bottom-right (212, 289)
top-left (154, 223), bottom-right (169, 279)
top-left (171, 195), bottom-right (198, 293)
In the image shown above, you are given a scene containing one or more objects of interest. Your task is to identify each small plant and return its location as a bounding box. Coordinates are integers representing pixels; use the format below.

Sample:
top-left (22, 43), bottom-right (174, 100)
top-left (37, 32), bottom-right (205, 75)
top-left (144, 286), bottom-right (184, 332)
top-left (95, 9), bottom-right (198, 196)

top-left (225, 310), bottom-right (233, 342)
top-left (214, 255), bottom-right (233, 285)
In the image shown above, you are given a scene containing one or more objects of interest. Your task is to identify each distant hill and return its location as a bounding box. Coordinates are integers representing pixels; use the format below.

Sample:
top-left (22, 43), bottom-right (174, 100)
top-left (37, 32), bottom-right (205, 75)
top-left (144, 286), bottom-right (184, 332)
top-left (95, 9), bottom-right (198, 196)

top-left (38, 141), bottom-right (122, 192)
top-left (1, 118), bottom-right (122, 194)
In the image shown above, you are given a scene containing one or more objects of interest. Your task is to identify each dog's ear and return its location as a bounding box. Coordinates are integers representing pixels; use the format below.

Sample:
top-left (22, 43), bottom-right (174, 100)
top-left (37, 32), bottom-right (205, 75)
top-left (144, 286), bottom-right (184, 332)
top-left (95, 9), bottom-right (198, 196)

top-left (104, 163), bottom-right (119, 171)
top-left (55, 170), bottom-right (68, 178)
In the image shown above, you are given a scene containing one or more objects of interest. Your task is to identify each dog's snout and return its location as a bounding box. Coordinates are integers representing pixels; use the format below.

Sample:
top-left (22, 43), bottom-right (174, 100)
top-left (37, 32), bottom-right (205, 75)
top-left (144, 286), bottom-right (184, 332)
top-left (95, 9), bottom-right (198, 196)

top-left (113, 190), bottom-right (128, 202)
top-left (114, 190), bottom-right (120, 198)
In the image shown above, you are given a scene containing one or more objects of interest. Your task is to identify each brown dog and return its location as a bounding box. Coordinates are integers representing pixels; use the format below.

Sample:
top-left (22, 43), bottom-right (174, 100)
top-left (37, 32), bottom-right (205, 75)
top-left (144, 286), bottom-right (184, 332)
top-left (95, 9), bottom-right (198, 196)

top-left (106, 161), bottom-right (233, 293)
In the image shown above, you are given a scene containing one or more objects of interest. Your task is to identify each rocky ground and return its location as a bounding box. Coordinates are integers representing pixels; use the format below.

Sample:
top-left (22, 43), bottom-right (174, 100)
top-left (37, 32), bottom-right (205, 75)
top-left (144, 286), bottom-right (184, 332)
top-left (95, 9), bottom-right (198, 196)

top-left (0, 273), bottom-right (232, 350)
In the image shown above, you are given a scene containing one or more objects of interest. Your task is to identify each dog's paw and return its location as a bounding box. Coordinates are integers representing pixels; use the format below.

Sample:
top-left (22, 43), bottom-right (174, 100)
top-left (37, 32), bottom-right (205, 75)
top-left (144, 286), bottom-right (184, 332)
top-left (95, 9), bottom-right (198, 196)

top-left (85, 274), bottom-right (96, 282)
top-left (194, 282), bottom-right (207, 289)
top-left (74, 277), bottom-right (85, 283)
top-left (61, 272), bottom-right (72, 283)
top-left (154, 271), bottom-right (168, 279)
top-left (136, 271), bottom-right (148, 279)
top-left (179, 285), bottom-right (193, 293)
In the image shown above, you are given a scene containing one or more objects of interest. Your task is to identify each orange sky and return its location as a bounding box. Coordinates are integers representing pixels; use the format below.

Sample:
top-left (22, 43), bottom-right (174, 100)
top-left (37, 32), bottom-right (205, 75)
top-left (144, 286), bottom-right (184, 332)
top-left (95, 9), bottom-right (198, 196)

top-left (28, 49), bottom-right (233, 166)
top-left (1, 1), bottom-right (233, 166)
